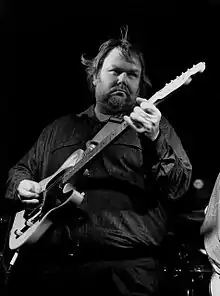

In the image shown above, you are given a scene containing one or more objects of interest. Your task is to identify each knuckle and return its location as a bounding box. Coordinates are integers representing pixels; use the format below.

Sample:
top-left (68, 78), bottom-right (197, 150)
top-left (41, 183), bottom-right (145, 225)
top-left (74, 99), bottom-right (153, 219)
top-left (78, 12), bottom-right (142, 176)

top-left (130, 112), bottom-right (136, 119)
top-left (140, 102), bottom-right (147, 109)
top-left (134, 106), bottom-right (140, 112)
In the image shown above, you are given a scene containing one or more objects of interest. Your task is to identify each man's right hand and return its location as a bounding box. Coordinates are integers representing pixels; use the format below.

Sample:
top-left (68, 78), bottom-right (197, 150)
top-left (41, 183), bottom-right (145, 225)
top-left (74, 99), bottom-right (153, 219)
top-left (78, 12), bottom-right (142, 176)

top-left (17, 179), bottom-right (42, 205)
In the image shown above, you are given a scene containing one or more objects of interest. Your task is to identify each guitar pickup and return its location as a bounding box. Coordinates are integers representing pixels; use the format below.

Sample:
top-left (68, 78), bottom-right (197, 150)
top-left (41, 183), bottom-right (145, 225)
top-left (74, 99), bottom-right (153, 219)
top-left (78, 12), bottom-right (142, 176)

top-left (25, 219), bottom-right (34, 227)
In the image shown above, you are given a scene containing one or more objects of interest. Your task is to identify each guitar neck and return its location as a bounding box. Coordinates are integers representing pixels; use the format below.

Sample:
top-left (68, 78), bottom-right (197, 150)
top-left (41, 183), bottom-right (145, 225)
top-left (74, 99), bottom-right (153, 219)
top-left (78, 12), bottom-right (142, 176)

top-left (148, 87), bottom-right (173, 105)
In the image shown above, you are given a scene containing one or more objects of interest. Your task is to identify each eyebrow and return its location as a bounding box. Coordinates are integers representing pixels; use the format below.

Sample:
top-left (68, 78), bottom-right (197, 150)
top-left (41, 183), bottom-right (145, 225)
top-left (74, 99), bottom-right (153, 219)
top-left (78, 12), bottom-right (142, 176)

top-left (110, 64), bottom-right (141, 73)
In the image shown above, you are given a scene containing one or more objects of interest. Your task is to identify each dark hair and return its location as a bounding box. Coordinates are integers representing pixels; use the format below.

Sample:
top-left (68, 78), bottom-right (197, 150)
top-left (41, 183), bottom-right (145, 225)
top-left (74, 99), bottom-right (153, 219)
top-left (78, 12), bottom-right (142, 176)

top-left (81, 25), bottom-right (152, 97)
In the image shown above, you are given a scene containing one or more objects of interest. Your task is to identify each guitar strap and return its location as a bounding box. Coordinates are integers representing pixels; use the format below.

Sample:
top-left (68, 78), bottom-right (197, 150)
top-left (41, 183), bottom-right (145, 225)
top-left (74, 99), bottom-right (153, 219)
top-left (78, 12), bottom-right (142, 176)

top-left (200, 172), bottom-right (220, 271)
top-left (86, 116), bottom-right (127, 149)
top-left (53, 116), bottom-right (128, 182)
top-left (61, 116), bottom-right (129, 186)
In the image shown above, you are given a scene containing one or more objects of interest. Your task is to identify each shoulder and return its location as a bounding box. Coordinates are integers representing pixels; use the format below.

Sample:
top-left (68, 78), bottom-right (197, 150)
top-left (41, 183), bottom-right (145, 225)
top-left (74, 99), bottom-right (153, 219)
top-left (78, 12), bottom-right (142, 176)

top-left (48, 105), bottom-right (95, 131)
top-left (50, 113), bottom-right (79, 130)
top-left (44, 108), bottom-right (92, 133)
top-left (39, 114), bottom-right (77, 137)
top-left (160, 115), bottom-right (174, 133)
top-left (39, 105), bottom-right (95, 142)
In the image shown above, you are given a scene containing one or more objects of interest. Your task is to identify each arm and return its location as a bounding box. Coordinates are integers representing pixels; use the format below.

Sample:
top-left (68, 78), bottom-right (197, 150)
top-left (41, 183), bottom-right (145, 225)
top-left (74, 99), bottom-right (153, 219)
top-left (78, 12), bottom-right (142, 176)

top-left (141, 116), bottom-right (192, 200)
top-left (124, 97), bottom-right (192, 201)
top-left (5, 124), bottom-right (54, 208)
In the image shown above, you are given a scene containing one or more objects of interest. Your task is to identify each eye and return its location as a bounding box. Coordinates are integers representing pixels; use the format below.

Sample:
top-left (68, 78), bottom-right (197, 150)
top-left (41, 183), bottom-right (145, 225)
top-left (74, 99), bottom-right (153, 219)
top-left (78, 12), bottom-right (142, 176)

top-left (128, 72), bottom-right (138, 78)
top-left (110, 69), bottom-right (120, 75)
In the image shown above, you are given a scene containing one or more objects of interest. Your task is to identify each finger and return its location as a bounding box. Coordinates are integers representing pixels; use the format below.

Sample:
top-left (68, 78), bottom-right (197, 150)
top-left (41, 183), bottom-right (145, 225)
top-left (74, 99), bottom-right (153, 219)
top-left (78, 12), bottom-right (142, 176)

top-left (136, 98), bottom-right (157, 114)
top-left (124, 115), bottom-right (146, 133)
top-left (129, 111), bottom-right (157, 133)
top-left (130, 110), bottom-right (148, 124)
top-left (30, 182), bottom-right (41, 194)
top-left (136, 97), bottom-right (148, 105)
top-left (21, 199), bottom-right (40, 205)
top-left (140, 102), bottom-right (158, 114)
top-left (18, 188), bottom-right (39, 198)
top-left (133, 106), bottom-right (145, 114)
top-left (133, 106), bottom-right (147, 117)
top-left (132, 109), bottom-right (160, 130)
top-left (133, 107), bottom-right (159, 127)
top-left (133, 106), bottom-right (154, 120)
top-left (19, 180), bottom-right (41, 194)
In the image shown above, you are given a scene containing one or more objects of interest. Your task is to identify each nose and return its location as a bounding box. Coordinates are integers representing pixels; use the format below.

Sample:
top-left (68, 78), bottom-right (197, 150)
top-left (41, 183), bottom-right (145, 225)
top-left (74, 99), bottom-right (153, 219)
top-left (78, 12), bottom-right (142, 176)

top-left (117, 72), bottom-right (127, 85)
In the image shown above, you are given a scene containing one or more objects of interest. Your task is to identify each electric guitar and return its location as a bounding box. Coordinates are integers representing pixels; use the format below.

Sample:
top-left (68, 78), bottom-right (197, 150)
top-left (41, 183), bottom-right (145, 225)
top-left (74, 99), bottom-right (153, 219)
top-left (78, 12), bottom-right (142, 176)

top-left (9, 61), bottom-right (206, 250)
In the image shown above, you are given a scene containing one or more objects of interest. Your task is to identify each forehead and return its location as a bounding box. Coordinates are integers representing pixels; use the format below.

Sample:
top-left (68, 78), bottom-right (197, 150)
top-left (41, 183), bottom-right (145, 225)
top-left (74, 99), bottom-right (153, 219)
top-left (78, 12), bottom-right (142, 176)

top-left (102, 47), bottom-right (141, 72)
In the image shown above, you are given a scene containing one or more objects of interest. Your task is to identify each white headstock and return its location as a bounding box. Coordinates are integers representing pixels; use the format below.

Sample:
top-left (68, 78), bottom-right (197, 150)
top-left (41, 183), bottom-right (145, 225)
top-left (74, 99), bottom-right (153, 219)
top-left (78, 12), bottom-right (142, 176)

top-left (149, 62), bottom-right (206, 105)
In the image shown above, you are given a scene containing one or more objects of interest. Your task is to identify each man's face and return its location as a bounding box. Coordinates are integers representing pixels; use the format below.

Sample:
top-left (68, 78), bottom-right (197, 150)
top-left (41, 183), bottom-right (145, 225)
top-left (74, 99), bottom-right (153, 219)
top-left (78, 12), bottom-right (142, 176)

top-left (93, 47), bottom-right (142, 115)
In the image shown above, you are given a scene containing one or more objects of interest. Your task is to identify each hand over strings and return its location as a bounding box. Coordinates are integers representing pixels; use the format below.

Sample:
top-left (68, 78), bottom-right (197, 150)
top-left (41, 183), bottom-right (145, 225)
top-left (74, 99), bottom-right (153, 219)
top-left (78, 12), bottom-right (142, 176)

top-left (124, 97), bottom-right (161, 141)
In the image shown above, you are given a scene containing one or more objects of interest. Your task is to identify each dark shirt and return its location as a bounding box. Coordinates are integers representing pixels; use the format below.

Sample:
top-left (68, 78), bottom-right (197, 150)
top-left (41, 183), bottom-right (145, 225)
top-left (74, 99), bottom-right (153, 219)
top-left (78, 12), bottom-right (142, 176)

top-left (5, 105), bottom-right (192, 253)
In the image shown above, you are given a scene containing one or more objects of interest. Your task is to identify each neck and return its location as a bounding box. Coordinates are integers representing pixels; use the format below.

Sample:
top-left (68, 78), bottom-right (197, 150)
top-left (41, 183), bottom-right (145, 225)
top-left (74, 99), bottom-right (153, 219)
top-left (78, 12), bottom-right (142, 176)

top-left (94, 105), bottom-right (111, 122)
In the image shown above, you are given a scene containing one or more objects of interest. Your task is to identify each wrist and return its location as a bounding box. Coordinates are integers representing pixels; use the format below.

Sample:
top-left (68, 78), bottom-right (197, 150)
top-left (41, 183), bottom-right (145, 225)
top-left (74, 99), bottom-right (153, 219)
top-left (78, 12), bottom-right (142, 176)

top-left (151, 129), bottom-right (160, 142)
top-left (144, 128), bottom-right (160, 142)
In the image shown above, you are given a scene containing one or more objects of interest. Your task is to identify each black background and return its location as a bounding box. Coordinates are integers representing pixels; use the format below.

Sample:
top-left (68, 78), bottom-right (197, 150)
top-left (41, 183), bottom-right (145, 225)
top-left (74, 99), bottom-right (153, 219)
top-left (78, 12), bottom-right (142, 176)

top-left (1, 0), bottom-right (220, 212)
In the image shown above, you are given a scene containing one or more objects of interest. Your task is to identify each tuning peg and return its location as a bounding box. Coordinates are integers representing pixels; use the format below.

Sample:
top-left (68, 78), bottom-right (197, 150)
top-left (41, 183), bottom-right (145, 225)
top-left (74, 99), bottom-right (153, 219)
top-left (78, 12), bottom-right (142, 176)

top-left (184, 77), bottom-right (192, 85)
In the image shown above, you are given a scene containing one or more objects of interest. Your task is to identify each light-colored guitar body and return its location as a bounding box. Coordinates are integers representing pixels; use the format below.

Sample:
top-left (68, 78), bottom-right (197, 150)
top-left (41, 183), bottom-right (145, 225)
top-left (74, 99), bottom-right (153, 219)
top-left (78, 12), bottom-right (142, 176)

top-left (9, 149), bottom-right (85, 250)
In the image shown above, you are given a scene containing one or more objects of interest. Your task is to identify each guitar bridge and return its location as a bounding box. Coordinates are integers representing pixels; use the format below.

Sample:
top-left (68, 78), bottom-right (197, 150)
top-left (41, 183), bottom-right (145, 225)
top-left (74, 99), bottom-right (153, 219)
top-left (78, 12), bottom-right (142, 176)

top-left (14, 210), bottom-right (42, 239)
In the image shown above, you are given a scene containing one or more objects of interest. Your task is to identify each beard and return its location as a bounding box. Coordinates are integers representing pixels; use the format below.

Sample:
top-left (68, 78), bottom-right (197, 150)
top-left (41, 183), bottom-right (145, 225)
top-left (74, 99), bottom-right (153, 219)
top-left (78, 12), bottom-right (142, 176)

top-left (95, 87), bottom-right (137, 115)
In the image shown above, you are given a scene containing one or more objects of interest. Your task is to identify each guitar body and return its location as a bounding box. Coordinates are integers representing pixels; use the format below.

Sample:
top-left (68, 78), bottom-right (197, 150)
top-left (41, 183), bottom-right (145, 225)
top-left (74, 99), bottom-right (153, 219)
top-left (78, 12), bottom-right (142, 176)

top-left (9, 149), bottom-right (85, 250)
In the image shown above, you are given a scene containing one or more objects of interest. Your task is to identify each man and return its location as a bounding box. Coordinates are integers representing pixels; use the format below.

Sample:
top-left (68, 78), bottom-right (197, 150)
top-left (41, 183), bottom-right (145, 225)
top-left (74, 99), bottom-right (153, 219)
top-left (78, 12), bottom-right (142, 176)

top-left (4, 27), bottom-right (192, 295)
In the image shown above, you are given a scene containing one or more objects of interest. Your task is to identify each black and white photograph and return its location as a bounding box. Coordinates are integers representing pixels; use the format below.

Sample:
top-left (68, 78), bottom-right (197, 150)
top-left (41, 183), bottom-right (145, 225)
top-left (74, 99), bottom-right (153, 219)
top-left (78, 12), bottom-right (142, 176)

top-left (1, 1), bottom-right (220, 295)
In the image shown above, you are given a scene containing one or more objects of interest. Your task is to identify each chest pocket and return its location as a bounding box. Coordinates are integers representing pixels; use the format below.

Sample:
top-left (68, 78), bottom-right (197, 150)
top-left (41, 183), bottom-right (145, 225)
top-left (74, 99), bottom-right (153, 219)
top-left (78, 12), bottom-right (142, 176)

top-left (46, 138), bottom-right (85, 178)
top-left (102, 128), bottom-right (146, 189)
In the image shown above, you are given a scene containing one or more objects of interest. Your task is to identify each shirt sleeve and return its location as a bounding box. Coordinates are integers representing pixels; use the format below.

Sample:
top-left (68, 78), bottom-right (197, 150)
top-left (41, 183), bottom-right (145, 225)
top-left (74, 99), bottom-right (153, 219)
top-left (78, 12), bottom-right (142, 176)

top-left (5, 123), bottom-right (55, 207)
top-left (140, 116), bottom-right (192, 201)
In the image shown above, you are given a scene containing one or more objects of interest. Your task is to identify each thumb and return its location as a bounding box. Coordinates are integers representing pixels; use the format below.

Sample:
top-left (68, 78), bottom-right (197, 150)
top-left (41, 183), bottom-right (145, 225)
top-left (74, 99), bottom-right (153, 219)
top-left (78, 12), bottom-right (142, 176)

top-left (30, 181), bottom-right (41, 194)
top-left (136, 97), bottom-right (148, 104)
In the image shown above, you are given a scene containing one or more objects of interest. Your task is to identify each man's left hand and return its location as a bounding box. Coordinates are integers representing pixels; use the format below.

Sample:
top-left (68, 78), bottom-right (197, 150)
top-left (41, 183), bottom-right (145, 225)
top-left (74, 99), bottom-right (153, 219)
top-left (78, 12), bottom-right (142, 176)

top-left (124, 97), bottom-right (161, 141)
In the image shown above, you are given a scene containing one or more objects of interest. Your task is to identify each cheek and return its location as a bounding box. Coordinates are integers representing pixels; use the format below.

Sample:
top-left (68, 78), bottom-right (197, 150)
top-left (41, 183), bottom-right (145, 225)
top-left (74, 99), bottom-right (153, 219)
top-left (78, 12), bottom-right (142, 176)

top-left (101, 72), bottom-right (115, 82)
top-left (106, 75), bottom-right (117, 86)
top-left (130, 81), bottom-right (140, 94)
